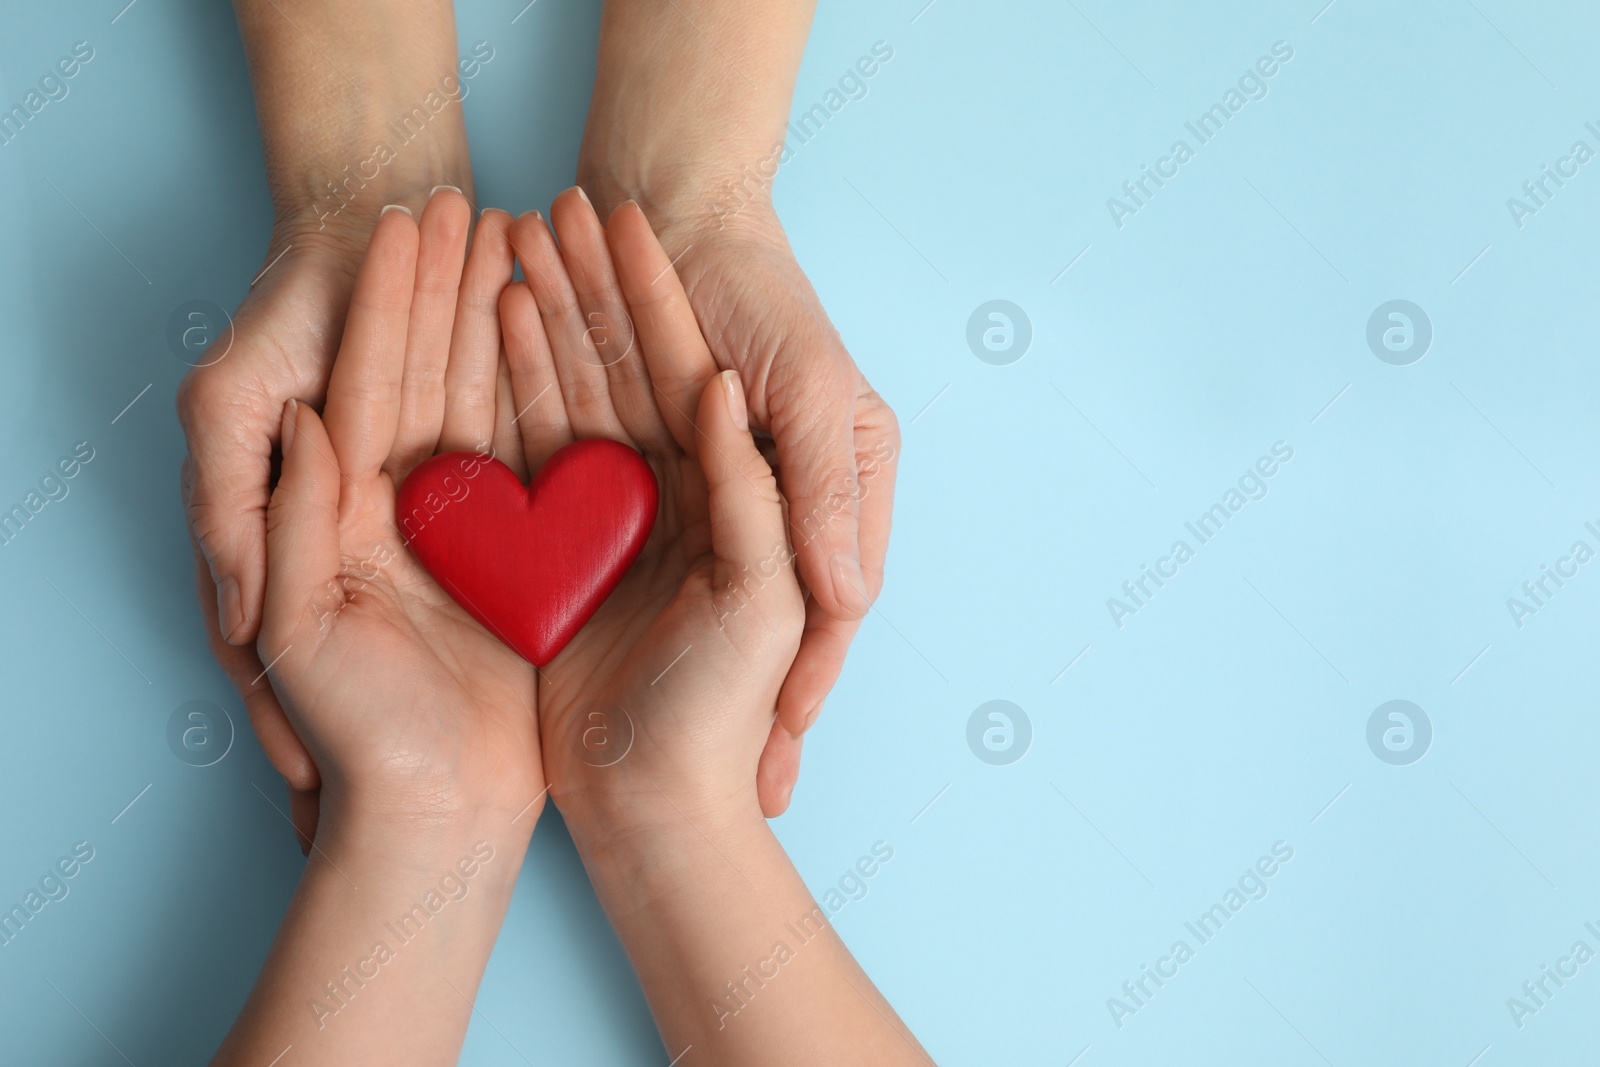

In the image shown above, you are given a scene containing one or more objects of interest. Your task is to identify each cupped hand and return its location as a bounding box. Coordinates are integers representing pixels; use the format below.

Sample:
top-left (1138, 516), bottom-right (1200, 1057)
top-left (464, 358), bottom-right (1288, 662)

top-left (253, 194), bottom-right (546, 842)
top-left (178, 224), bottom-right (364, 839)
top-left (497, 190), bottom-right (805, 831)
top-left (646, 202), bottom-right (901, 812)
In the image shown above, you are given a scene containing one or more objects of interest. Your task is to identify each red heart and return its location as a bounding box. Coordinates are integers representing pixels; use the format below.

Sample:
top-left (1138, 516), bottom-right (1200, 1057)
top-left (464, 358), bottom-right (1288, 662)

top-left (396, 440), bottom-right (657, 665)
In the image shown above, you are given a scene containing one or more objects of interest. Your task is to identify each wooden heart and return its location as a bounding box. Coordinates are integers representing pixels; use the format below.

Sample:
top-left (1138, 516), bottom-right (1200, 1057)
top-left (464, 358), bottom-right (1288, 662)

top-left (396, 440), bottom-right (657, 665)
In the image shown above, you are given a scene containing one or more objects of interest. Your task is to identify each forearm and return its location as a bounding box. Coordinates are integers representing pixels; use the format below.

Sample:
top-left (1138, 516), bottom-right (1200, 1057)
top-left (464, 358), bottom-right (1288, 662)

top-left (568, 801), bottom-right (927, 1066)
top-left (212, 806), bottom-right (530, 1065)
top-left (577, 0), bottom-right (816, 219)
top-left (233, 0), bottom-right (477, 234)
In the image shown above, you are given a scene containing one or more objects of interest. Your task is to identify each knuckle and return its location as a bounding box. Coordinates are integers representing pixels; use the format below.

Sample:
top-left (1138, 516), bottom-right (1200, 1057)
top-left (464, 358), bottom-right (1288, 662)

top-left (738, 451), bottom-right (785, 505)
top-left (788, 465), bottom-right (859, 549)
top-left (711, 545), bottom-right (807, 649)
top-left (186, 497), bottom-right (228, 549)
top-left (177, 362), bottom-right (263, 436)
top-left (874, 395), bottom-right (902, 448)
top-left (858, 384), bottom-right (901, 452)
top-left (188, 480), bottom-right (267, 558)
top-left (174, 369), bottom-right (209, 429)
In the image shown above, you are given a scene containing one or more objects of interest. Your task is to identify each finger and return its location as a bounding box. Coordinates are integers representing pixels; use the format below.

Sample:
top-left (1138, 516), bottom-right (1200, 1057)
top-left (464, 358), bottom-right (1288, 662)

top-left (853, 383), bottom-right (900, 604)
top-left (607, 200), bottom-right (719, 456)
top-left (389, 188), bottom-right (473, 480)
top-left (696, 371), bottom-right (791, 578)
top-left (289, 785), bottom-right (321, 856)
top-left (776, 598), bottom-right (859, 736)
top-left (190, 539), bottom-right (317, 792)
top-left (757, 721), bottom-right (803, 818)
top-left (261, 400), bottom-right (343, 654)
top-left (498, 268), bottom-right (572, 472)
top-left (509, 198), bottom-right (627, 443)
top-left (323, 207), bottom-right (420, 486)
top-left (549, 192), bottom-right (673, 456)
top-left (772, 356), bottom-right (871, 622)
top-left (178, 378), bottom-right (273, 646)
top-left (489, 356), bottom-right (528, 481)
top-left (776, 387), bottom-right (899, 738)
top-left (440, 208), bottom-right (516, 457)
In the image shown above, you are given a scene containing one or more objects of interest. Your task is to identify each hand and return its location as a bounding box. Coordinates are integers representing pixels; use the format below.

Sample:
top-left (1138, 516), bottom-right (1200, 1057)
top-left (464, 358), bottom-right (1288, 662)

top-left (213, 192), bottom-right (576, 1067)
top-left (611, 194), bottom-right (901, 814)
top-left (253, 192), bottom-right (544, 840)
top-left (497, 190), bottom-right (805, 833)
top-left (177, 224), bottom-right (357, 843)
top-left (497, 192), bottom-right (928, 1066)
top-left (183, 0), bottom-right (477, 844)
top-left (572, 0), bottom-right (899, 815)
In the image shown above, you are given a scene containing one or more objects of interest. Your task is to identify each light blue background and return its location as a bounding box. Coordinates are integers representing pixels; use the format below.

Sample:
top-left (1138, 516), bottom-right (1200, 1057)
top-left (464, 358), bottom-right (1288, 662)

top-left (2, 1), bottom-right (1597, 1063)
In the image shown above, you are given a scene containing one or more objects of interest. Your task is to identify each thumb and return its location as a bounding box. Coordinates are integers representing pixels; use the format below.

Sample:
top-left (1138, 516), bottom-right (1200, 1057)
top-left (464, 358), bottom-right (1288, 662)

top-left (178, 373), bottom-right (274, 647)
top-left (696, 371), bottom-right (796, 605)
top-left (261, 400), bottom-right (343, 653)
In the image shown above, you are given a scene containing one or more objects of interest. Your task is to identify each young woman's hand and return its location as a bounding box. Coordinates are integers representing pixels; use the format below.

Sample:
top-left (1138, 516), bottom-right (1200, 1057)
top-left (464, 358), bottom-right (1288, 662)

top-left (499, 189), bottom-right (806, 842)
top-left (254, 192), bottom-right (544, 844)
top-left (214, 192), bottom-right (549, 1067)
top-left (498, 190), bottom-right (927, 1067)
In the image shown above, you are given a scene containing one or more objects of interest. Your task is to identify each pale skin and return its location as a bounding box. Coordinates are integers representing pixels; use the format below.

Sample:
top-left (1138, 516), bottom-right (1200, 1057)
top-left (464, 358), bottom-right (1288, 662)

top-left (185, 0), bottom-right (900, 842)
top-left (214, 191), bottom-right (927, 1065)
top-left (183, 0), bottom-right (481, 847)
top-left (576, 0), bottom-right (902, 808)
top-left (521, 194), bottom-right (928, 1067)
top-left (211, 195), bottom-right (544, 1064)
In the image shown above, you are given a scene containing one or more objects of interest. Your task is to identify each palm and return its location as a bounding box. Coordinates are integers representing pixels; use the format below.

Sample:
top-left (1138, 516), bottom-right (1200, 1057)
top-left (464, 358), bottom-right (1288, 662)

top-left (543, 448), bottom-right (707, 682)
top-left (258, 195), bottom-right (547, 827)
top-left (282, 467), bottom-right (539, 809)
top-left (496, 193), bottom-right (802, 812)
top-left (536, 432), bottom-right (732, 794)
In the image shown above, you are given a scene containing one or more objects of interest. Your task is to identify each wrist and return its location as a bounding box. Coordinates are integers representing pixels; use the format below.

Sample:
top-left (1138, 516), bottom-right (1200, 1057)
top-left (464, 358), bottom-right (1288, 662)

top-left (562, 781), bottom-right (766, 878)
top-left (312, 783), bottom-right (539, 891)
top-left (266, 123), bottom-right (473, 255)
top-left (567, 791), bottom-right (774, 913)
top-left (238, 2), bottom-right (487, 245)
top-left (577, 151), bottom-right (786, 248)
top-left (577, 0), bottom-right (813, 227)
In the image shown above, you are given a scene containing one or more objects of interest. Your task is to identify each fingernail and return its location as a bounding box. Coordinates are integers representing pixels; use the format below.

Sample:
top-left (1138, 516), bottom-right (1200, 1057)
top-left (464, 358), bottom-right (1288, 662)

top-left (429, 184), bottom-right (463, 198)
top-left (281, 399), bottom-right (297, 457)
top-left (217, 576), bottom-right (244, 645)
top-left (779, 778), bottom-right (796, 811)
top-left (572, 185), bottom-right (592, 206)
top-left (381, 203), bottom-right (413, 217)
top-left (830, 552), bottom-right (870, 615)
top-left (722, 370), bottom-right (748, 431)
